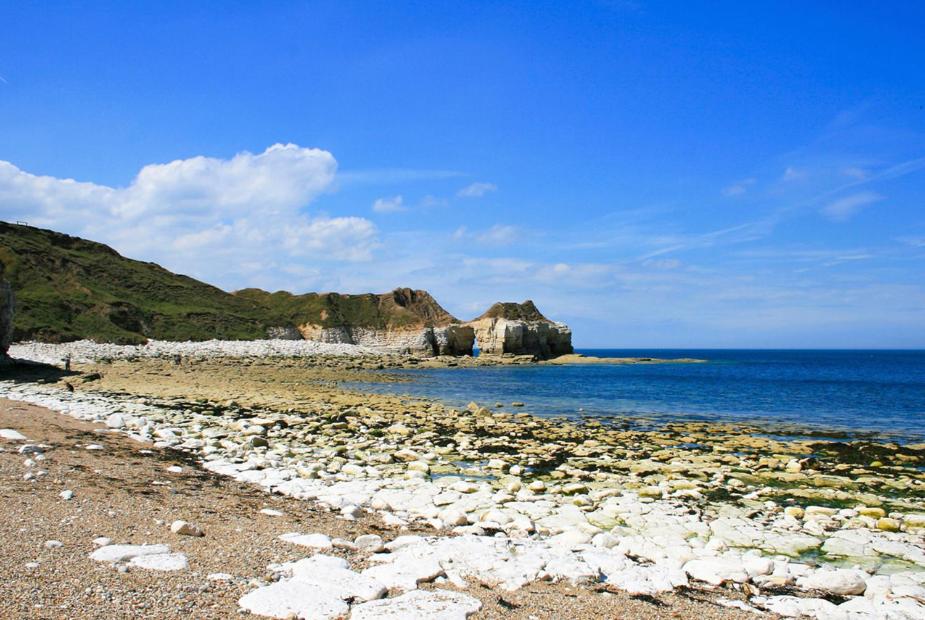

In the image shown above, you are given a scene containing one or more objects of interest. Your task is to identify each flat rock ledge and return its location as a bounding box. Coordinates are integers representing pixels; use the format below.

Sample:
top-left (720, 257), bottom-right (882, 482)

top-left (3, 379), bottom-right (925, 620)
top-left (239, 553), bottom-right (480, 619)
top-left (89, 543), bottom-right (189, 572)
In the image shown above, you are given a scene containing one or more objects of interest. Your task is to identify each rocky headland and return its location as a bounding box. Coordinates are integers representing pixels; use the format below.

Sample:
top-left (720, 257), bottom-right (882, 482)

top-left (236, 287), bottom-right (477, 357)
top-left (467, 301), bottom-right (572, 359)
top-left (0, 222), bottom-right (572, 360)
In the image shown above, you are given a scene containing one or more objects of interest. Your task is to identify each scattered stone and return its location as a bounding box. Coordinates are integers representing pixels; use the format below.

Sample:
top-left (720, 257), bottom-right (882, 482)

top-left (59, 490), bottom-right (74, 500)
top-left (258, 508), bottom-right (284, 517)
top-left (44, 540), bottom-right (63, 549)
top-left (170, 520), bottom-right (204, 537)
top-left (877, 517), bottom-right (901, 532)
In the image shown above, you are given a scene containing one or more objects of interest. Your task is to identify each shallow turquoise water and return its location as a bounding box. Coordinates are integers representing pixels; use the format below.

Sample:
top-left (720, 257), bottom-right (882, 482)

top-left (351, 349), bottom-right (925, 442)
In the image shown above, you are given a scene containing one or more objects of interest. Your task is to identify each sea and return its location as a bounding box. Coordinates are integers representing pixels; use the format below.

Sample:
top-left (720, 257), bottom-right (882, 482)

top-left (352, 350), bottom-right (925, 443)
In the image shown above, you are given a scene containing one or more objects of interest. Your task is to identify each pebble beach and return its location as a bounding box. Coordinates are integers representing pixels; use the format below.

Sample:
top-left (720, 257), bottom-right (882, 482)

top-left (2, 340), bottom-right (925, 619)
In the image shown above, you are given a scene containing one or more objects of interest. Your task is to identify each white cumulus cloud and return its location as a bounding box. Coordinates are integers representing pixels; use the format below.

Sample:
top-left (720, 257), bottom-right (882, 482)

top-left (0, 144), bottom-right (379, 290)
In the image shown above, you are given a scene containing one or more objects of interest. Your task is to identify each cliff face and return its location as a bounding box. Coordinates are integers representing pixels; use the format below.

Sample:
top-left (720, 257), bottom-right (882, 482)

top-left (298, 323), bottom-right (474, 356)
top-left (468, 301), bottom-right (572, 359)
top-left (239, 287), bottom-right (475, 356)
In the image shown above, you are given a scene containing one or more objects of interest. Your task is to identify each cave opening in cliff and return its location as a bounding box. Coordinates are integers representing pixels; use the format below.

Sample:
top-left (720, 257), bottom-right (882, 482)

top-left (472, 335), bottom-right (480, 357)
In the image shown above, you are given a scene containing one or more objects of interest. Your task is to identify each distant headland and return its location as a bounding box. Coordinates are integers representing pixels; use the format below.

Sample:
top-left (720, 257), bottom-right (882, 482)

top-left (0, 222), bottom-right (572, 359)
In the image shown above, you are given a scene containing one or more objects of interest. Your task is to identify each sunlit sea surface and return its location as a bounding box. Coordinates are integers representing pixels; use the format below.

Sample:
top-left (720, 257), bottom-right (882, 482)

top-left (350, 350), bottom-right (925, 443)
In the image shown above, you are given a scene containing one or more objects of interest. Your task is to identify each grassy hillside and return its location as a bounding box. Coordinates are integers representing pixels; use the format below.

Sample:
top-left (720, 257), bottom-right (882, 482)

top-left (234, 287), bottom-right (459, 330)
top-left (0, 222), bottom-right (460, 344)
top-left (0, 222), bottom-right (270, 343)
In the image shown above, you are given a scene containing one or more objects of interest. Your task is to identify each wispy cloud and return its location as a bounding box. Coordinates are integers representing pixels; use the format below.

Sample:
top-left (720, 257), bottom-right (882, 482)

top-left (337, 168), bottom-right (464, 186)
top-left (781, 166), bottom-right (807, 182)
top-left (897, 235), bottom-right (925, 248)
top-left (372, 195), bottom-right (405, 213)
top-left (821, 191), bottom-right (884, 222)
top-left (457, 181), bottom-right (497, 198)
top-left (419, 194), bottom-right (448, 209)
top-left (469, 224), bottom-right (519, 246)
top-left (722, 178), bottom-right (755, 197)
top-left (841, 166), bottom-right (869, 180)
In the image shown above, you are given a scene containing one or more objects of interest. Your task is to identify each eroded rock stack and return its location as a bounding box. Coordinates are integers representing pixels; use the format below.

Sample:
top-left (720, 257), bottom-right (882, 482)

top-left (293, 288), bottom-right (475, 357)
top-left (467, 301), bottom-right (572, 359)
top-left (0, 261), bottom-right (14, 362)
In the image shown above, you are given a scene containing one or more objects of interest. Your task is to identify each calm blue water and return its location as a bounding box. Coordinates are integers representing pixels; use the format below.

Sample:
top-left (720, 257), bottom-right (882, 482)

top-left (354, 350), bottom-right (925, 442)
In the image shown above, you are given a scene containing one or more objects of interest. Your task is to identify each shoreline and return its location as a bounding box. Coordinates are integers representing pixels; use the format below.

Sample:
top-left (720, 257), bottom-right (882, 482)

top-left (2, 346), bottom-right (925, 618)
top-left (2, 398), bottom-right (755, 619)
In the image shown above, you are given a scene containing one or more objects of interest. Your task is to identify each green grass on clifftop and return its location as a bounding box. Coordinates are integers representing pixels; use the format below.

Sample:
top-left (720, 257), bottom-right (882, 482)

top-left (0, 222), bottom-right (270, 343)
top-left (0, 223), bottom-right (461, 343)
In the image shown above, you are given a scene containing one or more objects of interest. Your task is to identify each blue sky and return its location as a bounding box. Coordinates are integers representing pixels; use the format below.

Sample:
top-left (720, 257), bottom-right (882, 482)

top-left (1, 1), bottom-right (924, 347)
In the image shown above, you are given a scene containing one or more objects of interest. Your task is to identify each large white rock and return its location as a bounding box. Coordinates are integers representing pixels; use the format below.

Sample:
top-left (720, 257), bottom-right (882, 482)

top-left (350, 589), bottom-right (482, 620)
top-left (542, 554), bottom-right (599, 585)
top-left (605, 564), bottom-right (689, 596)
top-left (238, 581), bottom-right (350, 619)
top-left (354, 534), bottom-right (385, 553)
top-left (279, 532), bottom-right (333, 550)
top-left (171, 520), bottom-right (204, 537)
top-left (0, 428), bottom-right (27, 440)
top-left (683, 557), bottom-right (750, 585)
top-left (362, 557), bottom-right (444, 591)
top-left (281, 555), bottom-right (386, 602)
top-left (753, 595), bottom-right (840, 618)
top-left (129, 552), bottom-right (188, 571)
top-left (90, 544), bottom-right (171, 563)
top-left (797, 568), bottom-right (868, 596)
